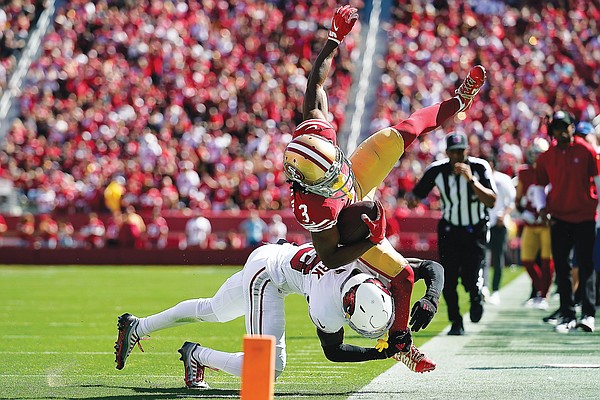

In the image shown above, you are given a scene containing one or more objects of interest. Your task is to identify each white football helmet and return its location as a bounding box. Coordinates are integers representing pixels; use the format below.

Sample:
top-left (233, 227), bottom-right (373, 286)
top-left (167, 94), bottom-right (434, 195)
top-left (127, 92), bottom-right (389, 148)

top-left (526, 137), bottom-right (549, 165)
top-left (284, 134), bottom-right (355, 199)
top-left (341, 273), bottom-right (394, 339)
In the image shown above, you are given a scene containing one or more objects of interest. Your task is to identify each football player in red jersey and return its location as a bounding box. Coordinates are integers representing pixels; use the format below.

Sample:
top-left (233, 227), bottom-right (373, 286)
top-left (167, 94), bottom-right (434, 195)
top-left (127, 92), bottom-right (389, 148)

top-left (283, 5), bottom-right (486, 363)
top-left (516, 138), bottom-right (553, 311)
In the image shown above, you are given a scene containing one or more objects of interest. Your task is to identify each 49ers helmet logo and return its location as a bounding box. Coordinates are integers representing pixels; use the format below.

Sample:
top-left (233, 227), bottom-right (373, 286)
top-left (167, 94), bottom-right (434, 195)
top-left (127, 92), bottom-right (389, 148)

top-left (284, 163), bottom-right (305, 182)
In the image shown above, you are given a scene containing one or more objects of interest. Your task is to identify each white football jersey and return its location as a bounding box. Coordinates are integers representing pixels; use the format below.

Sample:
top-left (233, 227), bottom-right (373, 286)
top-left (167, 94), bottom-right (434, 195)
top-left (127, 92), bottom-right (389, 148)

top-left (258, 243), bottom-right (378, 334)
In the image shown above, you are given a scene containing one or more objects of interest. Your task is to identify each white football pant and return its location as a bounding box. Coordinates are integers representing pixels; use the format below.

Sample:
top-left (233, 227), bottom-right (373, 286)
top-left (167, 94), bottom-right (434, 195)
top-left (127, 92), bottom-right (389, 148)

top-left (136, 250), bottom-right (287, 378)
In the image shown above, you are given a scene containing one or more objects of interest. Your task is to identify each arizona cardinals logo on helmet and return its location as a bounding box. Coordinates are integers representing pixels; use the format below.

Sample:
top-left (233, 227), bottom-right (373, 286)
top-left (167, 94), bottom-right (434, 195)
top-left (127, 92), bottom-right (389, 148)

top-left (341, 273), bottom-right (394, 339)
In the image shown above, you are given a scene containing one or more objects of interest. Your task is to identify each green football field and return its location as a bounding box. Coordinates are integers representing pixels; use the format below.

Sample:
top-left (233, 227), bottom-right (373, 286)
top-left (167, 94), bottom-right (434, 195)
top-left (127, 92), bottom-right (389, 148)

top-left (0, 264), bottom-right (521, 400)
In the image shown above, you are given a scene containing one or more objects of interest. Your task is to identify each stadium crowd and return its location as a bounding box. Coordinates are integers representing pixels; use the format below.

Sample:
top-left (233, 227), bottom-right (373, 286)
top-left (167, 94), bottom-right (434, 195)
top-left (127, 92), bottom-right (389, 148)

top-left (0, 0), bottom-right (46, 97)
top-left (378, 0), bottom-right (599, 209)
top-left (1, 0), bottom-right (359, 216)
top-left (0, 0), bottom-right (598, 218)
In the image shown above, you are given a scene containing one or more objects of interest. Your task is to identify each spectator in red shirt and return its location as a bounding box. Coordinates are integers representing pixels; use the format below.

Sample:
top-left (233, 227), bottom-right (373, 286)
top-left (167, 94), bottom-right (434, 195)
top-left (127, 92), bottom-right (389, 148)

top-left (139, 187), bottom-right (163, 213)
top-left (16, 213), bottom-right (35, 248)
top-left (0, 214), bottom-right (7, 246)
top-left (160, 176), bottom-right (180, 210)
top-left (534, 111), bottom-right (599, 333)
top-left (118, 210), bottom-right (142, 249)
top-left (57, 219), bottom-right (76, 249)
top-left (225, 229), bottom-right (245, 250)
top-left (38, 214), bottom-right (58, 249)
top-left (105, 211), bottom-right (123, 249)
top-left (146, 208), bottom-right (169, 250)
top-left (80, 212), bottom-right (106, 249)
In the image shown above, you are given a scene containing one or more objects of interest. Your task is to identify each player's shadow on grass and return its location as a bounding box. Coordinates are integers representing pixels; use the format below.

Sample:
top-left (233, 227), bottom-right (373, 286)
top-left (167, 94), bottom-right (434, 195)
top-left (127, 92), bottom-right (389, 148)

top-left (72, 385), bottom-right (239, 399)
top-left (76, 385), bottom-right (356, 399)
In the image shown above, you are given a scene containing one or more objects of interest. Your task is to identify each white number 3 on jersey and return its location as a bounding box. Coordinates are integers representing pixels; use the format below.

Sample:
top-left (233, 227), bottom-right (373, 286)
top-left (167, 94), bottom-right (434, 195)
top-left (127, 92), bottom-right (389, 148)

top-left (298, 204), bottom-right (310, 223)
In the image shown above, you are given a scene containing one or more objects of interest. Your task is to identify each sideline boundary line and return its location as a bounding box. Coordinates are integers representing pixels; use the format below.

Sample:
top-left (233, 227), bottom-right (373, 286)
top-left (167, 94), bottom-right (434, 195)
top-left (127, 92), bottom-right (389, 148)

top-left (349, 273), bottom-right (600, 400)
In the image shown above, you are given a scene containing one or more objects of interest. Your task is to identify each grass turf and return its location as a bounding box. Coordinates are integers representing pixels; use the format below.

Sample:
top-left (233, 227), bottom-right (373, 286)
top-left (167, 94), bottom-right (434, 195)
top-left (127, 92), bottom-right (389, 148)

top-left (0, 264), bottom-right (522, 399)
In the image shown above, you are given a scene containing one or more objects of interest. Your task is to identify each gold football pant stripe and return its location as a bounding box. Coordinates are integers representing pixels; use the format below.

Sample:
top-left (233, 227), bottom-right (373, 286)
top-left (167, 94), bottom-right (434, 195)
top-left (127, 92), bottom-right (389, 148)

top-left (349, 128), bottom-right (408, 277)
top-left (350, 127), bottom-right (405, 200)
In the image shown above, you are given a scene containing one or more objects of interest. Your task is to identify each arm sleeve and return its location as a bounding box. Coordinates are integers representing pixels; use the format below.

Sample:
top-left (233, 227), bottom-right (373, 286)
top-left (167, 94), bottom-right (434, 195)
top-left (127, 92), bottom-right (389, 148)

top-left (590, 153), bottom-right (600, 226)
top-left (408, 258), bottom-right (444, 302)
top-left (535, 155), bottom-right (549, 186)
top-left (317, 328), bottom-right (387, 362)
top-left (412, 165), bottom-right (438, 199)
top-left (594, 176), bottom-right (600, 219)
top-left (478, 161), bottom-right (497, 193)
top-left (507, 177), bottom-right (517, 209)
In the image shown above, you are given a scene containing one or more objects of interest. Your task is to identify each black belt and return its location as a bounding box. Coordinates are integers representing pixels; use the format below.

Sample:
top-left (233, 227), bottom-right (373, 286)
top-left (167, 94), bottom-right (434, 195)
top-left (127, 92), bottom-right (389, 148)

top-left (440, 218), bottom-right (487, 233)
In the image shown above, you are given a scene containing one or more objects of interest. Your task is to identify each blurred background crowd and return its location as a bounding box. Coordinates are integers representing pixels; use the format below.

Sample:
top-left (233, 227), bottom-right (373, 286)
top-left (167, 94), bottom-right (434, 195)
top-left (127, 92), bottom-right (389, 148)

top-left (0, 0), bottom-right (598, 248)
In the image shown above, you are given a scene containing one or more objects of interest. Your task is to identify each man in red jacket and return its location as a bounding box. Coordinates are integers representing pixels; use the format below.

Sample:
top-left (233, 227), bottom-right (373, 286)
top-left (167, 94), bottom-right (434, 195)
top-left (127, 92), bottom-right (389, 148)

top-left (533, 111), bottom-right (599, 333)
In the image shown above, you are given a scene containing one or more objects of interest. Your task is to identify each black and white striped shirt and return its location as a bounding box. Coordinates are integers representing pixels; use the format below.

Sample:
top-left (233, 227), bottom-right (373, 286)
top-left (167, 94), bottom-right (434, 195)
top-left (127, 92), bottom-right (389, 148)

top-left (412, 156), bottom-right (497, 227)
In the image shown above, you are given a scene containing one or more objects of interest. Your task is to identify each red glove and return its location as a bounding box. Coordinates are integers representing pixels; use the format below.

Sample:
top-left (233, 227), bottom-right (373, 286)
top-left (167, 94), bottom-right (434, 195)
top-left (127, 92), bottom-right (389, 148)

top-left (328, 5), bottom-right (359, 44)
top-left (361, 200), bottom-right (386, 244)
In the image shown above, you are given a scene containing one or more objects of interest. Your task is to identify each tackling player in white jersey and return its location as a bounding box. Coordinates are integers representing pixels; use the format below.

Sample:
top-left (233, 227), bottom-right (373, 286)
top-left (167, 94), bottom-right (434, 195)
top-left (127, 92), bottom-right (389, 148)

top-left (114, 241), bottom-right (444, 388)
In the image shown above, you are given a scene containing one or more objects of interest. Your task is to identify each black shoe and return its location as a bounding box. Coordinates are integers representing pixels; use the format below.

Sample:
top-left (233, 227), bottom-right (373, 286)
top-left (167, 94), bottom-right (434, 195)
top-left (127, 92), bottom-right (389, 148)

top-left (542, 308), bottom-right (561, 326)
top-left (114, 313), bottom-right (141, 370)
top-left (470, 295), bottom-right (484, 323)
top-left (178, 341), bottom-right (210, 389)
top-left (448, 320), bottom-right (465, 336)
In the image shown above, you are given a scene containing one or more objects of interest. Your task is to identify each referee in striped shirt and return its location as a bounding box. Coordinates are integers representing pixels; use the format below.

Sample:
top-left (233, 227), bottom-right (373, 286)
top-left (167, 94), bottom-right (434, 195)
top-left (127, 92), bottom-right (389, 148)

top-left (407, 132), bottom-right (497, 335)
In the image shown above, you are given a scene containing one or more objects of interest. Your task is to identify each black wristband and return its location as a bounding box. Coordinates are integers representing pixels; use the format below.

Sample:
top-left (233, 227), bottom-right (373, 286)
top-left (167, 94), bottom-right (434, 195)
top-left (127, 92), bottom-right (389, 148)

top-left (422, 293), bottom-right (439, 307)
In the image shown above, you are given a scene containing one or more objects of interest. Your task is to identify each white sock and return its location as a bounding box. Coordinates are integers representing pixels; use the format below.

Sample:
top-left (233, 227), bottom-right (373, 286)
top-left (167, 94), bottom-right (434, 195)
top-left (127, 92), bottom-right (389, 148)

top-left (196, 346), bottom-right (244, 377)
top-left (455, 95), bottom-right (467, 111)
top-left (137, 298), bottom-right (214, 336)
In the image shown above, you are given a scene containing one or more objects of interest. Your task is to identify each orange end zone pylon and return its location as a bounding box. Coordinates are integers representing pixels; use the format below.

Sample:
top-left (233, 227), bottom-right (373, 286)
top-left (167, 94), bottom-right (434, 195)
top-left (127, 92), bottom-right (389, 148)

top-left (240, 334), bottom-right (275, 400)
